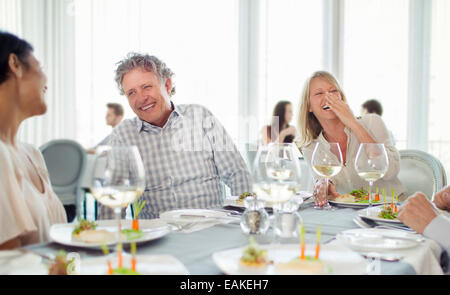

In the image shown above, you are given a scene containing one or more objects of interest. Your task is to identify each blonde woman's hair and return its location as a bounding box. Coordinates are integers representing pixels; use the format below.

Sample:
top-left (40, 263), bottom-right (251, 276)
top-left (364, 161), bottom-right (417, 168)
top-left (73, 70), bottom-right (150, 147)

top-left (296, 71), bottom-right (347, 148)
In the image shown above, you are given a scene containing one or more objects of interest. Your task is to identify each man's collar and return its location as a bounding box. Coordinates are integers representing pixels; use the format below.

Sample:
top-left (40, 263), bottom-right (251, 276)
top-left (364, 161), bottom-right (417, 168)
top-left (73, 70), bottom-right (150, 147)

top-left (136, 101), bottom-right (182, 133)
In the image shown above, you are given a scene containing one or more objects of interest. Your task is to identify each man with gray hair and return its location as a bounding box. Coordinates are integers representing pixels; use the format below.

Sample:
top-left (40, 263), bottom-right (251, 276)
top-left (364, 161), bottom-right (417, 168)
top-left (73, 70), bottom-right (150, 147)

top-left (98, 52), bottom-right (251, 219)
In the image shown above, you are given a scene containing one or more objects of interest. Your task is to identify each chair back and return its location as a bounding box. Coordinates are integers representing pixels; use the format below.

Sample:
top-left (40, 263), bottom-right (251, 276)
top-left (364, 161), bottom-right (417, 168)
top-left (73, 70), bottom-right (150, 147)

top-left (39, 139), bottom-right (87, 218)
top-left (398, 149), bottom-right (447, 200)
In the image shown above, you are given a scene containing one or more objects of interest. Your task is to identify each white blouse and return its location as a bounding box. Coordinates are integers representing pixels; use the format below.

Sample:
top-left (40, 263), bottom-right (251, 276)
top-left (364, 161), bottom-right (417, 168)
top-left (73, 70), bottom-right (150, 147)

top-left (302, 114), bottom-right (406, 199)
top-left (0, 141), bottom-right (67, 246)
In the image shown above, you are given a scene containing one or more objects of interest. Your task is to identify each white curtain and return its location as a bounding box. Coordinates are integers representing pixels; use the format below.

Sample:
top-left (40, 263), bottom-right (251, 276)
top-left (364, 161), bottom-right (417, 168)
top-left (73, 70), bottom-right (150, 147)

top-left (0, 0), bottom-right (22, 33)
top-left (0, 0), bottom-right (76, 148)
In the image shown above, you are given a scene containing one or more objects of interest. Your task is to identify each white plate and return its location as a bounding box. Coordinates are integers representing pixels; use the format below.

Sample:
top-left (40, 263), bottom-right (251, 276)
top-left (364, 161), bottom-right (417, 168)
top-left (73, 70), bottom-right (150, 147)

top-left (212, 243), bottom-right (367, 275)
top-left (357, 206), bottom-right (402, 224)
top-left (9, 253), bottom-right (189, 275)
top-left (50, 219), bottom-right (170, 249)
top-left (337, 228), bottom-right (421, 252)
top-left (159, 209), bottom-right (228, 223)
top-left (79, 254), bottom-right (189, 275)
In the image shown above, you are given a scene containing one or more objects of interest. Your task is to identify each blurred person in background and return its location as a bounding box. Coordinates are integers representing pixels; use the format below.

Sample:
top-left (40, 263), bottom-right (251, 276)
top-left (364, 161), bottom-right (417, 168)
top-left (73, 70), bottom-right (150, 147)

top-left (360, 98), bottom-right (396, 146)
top-left (260, 100), bottom-right (297, 145)
top-left (360, 98), bottom-right (383, 117)
top-left (86, 102), bottom-right (124, 154)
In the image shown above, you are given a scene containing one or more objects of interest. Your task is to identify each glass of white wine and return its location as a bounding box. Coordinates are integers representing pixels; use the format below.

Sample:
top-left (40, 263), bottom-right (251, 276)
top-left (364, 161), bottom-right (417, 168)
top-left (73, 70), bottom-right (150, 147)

top-left (355, 143), bottom-right (389, 207)
top-left (311, 142), bottom-right (343, 210)
top-left (90, 145), bottom-right (146, 242)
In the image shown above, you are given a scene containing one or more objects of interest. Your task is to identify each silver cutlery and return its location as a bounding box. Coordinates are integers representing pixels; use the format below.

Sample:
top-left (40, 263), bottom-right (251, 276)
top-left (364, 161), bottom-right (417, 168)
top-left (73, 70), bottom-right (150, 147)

top-left (357, 216), bottom-right (416, 233)
top-left (361, 252), bottom-right (404, 262)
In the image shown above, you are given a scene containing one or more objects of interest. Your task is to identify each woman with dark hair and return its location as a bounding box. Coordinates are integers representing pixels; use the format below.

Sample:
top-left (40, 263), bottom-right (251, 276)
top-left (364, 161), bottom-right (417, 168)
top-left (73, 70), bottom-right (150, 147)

top-left (0, 31), bottom-right (66, 250)
top-left (260, 100), bottom-right (297, 145)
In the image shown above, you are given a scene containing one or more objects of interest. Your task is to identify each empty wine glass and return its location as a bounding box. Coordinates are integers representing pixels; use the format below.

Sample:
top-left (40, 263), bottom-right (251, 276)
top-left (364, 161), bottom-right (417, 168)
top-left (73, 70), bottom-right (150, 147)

top-left (251, 143), bottom-right (302, 244)
top-left (90, 145), bottom-right (146, 243)
top-left (311, 141), bottom-right (343, 210)
top-left (355, 143), bottom-right (389, 207)
top-left (252, 143), bottom-right (302, 210)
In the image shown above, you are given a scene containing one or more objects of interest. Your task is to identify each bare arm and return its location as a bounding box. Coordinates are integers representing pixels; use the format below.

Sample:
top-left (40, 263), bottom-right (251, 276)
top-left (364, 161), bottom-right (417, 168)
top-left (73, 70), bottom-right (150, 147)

top-left (0, 236), bottom-right (21, 250)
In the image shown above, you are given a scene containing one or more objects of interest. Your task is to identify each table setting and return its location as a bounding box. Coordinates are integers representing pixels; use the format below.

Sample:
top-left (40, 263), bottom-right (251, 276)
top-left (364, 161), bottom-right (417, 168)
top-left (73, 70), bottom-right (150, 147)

top-left (3, 142), bottom-right (447, 275)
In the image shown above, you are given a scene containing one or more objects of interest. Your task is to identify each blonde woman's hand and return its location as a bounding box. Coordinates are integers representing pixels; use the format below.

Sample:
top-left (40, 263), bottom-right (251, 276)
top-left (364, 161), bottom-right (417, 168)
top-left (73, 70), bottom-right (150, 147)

top-left (313, 179), bottom-right (339, 207)
top-left (325, 92), bottom-right (358, 129)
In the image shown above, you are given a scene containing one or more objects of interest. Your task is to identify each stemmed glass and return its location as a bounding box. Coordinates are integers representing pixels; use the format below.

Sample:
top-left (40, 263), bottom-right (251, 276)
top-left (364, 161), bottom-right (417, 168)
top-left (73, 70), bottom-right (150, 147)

top-left (311, 142), bottom-right (343, 210)
top-left (90, 145), bottom-right (146, 244)
top-left (355, 143), bottom-right (388, 208)
top-left (252, 143), bottom-right (302, 240)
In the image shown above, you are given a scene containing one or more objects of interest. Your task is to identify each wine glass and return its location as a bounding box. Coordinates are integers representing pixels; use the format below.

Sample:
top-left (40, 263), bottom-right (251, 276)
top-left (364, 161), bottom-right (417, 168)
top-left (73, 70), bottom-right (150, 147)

top-left (252, 143), bottom-right (302, 208)
top-left (311, 142), bottom-right (343, 210)
top-left (252, 143), bottom-right (302, 241)
top-left (90, 145), bottom-right (146, 243)
top-left (355, 143), bottom-right (388, 208)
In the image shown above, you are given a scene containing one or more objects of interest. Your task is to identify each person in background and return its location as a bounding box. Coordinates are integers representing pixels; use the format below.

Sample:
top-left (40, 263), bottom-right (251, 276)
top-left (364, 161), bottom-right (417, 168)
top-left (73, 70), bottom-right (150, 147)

top-left (296, 71), bottom-right (405, 207)
top-left (360, 98), bottom-right (396, 146)
top-left (398, 187), bottom-right (450, 274)
top-left (86, 102), bottom-right (124, 154)
top-left (260, 100), bottom-right (297, 145)
top-left (361, 99), bottom-right (383, 117)
top-left (98, 53), bottom-right (251, 219)
top-left (0, 31), bottom-right (67, 249)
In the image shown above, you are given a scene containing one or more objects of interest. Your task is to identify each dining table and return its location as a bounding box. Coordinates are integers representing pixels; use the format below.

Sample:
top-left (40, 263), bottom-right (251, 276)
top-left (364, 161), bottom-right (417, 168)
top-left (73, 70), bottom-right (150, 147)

top-left (17, 198), bottom-right (447, 276)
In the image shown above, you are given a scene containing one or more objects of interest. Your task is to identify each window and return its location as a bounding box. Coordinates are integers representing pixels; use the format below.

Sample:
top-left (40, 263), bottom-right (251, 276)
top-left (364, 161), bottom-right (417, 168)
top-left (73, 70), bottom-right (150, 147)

top-left (429, 0), bottom-right (450, 176)
top-left (74, 0), bottom-right (239, 147)
top-left (342, 0), bottom-right (409, 149)
top-left (256, 0), bottom-right (324, 141)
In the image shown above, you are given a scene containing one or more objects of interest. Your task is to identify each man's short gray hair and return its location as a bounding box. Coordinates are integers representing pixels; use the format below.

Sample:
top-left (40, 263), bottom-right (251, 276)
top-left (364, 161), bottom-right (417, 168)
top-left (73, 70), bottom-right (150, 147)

top-left (115, 52), bottom-right (176, 96)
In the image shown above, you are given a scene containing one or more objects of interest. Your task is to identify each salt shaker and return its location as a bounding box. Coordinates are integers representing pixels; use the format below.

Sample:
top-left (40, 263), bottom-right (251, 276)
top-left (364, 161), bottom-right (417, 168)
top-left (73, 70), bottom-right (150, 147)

top-left (240, 197), bottom-right (270, 235)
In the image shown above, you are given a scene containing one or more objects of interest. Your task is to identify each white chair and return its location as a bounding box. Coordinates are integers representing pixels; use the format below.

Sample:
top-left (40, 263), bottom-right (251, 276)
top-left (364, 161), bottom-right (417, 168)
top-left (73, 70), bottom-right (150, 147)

top-left (398, 149), bottom-right (447, 200)
top-left (39, 139), bottom-right (87, 221)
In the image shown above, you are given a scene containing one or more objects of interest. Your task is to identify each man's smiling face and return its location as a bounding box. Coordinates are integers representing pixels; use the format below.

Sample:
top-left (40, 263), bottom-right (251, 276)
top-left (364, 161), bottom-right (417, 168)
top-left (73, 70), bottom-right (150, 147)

top-left (122, 67), bottom-right (173, 127)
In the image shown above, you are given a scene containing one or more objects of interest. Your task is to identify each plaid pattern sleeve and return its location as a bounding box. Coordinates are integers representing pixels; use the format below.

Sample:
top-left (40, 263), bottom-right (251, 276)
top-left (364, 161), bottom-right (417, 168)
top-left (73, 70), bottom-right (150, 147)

top-left (97, 103), bottom-right (251, 220)
top-left (201, 107), bottom-right (252, 195)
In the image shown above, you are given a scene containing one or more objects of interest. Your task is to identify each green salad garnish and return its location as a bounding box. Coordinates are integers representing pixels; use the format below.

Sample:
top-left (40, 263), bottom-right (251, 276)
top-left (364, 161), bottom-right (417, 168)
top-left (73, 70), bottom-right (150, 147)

top-left (378, 206), bottom-right (397, 219)
top-left (241, 237), bottom-right (267, 263)
top-left (112, 267), bottom-right (142, 275)
top-left (238, 192), bottom-right (255, 203)
top-left (121, 229), bottom-right (144, 240)
top-left (72, 219), bottom-right (97, 235)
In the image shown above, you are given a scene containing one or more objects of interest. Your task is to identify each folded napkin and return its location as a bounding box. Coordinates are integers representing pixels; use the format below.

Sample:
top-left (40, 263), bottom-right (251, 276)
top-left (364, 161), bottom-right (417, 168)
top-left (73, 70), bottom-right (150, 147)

top-left (0, 250), bottom-right (44, 275)
top-left (401, 239), bottom-right (444, 275)
top-left (331, 236), bottom-right (445, 275)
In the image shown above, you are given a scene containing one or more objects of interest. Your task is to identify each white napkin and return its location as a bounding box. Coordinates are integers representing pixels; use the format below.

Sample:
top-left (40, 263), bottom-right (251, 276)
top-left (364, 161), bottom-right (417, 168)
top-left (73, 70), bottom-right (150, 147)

top-left (0, 250), bottom-right (44, 275)
top-left (400, 239), bottom-right (444, 275)
top-left (330, 237), bottom-right (444, 275)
